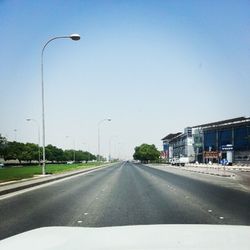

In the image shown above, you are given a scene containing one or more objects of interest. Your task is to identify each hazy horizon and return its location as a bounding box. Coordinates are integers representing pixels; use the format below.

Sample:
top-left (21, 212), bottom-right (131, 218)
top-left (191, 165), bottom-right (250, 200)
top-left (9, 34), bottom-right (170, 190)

top-left (1, 1), bottom-right (249, 159)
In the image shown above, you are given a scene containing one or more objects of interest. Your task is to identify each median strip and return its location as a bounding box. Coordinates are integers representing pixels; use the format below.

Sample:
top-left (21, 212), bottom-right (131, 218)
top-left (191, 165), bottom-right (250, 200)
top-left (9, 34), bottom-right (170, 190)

top-left (0, 163), bottom-right (113, 196)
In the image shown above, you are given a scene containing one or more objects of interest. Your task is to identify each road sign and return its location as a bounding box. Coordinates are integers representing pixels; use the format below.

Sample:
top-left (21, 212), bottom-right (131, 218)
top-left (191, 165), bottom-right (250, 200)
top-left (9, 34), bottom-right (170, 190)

top-left (204, 151), bottom-right (219, 159)
top-left (221, 145), bottom-right (233, 151)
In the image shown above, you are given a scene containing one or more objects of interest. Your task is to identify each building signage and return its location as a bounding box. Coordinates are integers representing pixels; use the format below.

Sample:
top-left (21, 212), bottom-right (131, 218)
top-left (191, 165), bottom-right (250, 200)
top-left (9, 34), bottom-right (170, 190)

top-left (221, 145), bottom-right (234, 151)
top-left (204, 151), bottom-right (219, 159)
top-left (161, 151), bottom-right (169, 159)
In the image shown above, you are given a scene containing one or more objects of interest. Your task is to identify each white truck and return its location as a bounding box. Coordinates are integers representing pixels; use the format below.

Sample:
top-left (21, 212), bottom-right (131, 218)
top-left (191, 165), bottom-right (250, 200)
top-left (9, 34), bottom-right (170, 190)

top-left (171, 157), bottom-right (189, 166)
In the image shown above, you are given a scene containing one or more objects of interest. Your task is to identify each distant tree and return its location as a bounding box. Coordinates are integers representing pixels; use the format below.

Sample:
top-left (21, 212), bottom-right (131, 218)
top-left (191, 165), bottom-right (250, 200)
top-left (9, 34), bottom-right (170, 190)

top-left (133, 143), bottom-right (160, 163)
top-left (74, 150), bottom-right (96, 162)
top-left (83, 151), bottom-right (96, 162)
top-left (19, 143), bottom-right (39, 163)
top-left (75, 150), bottom-right (84, 162)
top-left (2, 141), bottom-right (25, 163)
top-left (45, 144), bottom-right (64, 163)
top-left (63, 150), bottom-right (74, 161)
top-left (0, 134), bottom-right (7, 158)
top-left (0, 135), bottom-right (97, 165)
top-left (88, 152), bottom-right (96, 162)
top-left (54, 147), bottom-right (64, 162)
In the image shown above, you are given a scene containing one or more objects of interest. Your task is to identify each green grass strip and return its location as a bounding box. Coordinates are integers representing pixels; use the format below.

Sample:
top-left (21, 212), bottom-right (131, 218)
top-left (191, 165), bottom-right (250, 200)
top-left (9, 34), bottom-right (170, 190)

top-left (0, 162), bottom-right (103, 183)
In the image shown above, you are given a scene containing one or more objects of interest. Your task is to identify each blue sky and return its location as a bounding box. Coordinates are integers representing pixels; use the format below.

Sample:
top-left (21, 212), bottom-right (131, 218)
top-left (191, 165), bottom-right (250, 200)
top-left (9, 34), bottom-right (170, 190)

top-left (0, 0), bottom-right (250, 159)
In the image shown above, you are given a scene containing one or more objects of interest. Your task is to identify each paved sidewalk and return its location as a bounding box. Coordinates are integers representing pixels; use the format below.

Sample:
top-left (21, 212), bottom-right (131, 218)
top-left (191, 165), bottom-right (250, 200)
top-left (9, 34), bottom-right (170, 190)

top-left (184, 163), bottom-right (250, 176)
top-left (186, 163), bottom-right (250, 171)
top-left (0, 164), bottom-right (112, 196)
top-left (175, 164), bottom-right (235, 177)
top-left (150, 163), bottom-right (250, 178)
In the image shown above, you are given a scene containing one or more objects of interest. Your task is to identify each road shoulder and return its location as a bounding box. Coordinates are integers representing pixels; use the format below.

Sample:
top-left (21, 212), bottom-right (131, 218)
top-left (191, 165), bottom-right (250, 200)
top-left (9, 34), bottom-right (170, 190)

top-left (146, 164), bottom-right (250, 193)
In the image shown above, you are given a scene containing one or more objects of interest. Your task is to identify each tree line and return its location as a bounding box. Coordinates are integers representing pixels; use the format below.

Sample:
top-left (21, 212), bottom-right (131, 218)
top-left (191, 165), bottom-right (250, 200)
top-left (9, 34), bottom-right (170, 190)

top-left (133, 143), bottom-right (160, 163)
top-left (0, 134), bottom-right (96, 164)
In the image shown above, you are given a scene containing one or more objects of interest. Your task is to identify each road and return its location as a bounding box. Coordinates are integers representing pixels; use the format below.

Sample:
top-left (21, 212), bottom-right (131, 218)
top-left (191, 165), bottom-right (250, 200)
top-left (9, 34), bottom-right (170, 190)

top-left (0, 162), bottom-right (250, 240)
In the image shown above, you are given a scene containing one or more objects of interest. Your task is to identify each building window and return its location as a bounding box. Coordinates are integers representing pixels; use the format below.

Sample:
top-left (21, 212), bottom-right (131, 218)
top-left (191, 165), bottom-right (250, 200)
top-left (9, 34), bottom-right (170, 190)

top-left (218, 129), bottom-right (232, 148)
top-left (234, 126), bottom-right (249, 151)
top-left (204, 130), bottom-right (216, 151)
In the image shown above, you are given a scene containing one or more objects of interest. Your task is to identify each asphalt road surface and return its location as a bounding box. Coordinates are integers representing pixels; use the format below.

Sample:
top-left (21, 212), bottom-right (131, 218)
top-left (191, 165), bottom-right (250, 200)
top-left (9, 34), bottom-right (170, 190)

top-left (0, 162), bottom-right (250, 240)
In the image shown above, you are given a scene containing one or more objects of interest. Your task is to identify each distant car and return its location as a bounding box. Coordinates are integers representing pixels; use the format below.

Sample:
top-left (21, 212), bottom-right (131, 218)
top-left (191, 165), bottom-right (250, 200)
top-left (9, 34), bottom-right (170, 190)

top-left (66, 161), bottom-right (74, 165)
top-left (0, 163), bottom-right (4, 168)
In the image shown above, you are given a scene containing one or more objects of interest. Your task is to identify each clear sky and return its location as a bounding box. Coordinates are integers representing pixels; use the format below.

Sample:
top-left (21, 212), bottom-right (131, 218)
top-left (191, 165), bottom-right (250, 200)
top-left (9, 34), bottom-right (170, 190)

top-left (0, 0), bottom-right (250, 159)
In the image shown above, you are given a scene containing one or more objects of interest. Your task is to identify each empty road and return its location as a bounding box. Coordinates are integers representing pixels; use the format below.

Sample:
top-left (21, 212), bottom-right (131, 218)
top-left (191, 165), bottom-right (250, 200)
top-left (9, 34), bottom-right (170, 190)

top-left (0, 162), bottom-right (250, 240)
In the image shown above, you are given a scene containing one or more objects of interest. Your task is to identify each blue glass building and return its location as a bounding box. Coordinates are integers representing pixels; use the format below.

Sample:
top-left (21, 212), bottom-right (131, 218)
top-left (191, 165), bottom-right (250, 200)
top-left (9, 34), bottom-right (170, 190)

top-left (194, 117), bottom-right (250, 164)
top-left (163, 117), bottom-right (250, 164)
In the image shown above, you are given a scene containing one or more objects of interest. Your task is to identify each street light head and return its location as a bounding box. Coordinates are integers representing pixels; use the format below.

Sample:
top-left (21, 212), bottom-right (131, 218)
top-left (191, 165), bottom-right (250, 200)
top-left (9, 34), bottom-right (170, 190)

top-left (70, 34), bottom-right (81, 41)
top-left (26, 119), bottom-right (31, 121)
top-left (108, 119), bottom-right (112, 121)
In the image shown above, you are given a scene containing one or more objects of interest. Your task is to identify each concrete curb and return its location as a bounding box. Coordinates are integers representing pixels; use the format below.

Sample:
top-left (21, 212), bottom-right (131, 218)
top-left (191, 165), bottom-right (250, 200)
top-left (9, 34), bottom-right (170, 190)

top-left (0, 164), bottom-right (112, 196)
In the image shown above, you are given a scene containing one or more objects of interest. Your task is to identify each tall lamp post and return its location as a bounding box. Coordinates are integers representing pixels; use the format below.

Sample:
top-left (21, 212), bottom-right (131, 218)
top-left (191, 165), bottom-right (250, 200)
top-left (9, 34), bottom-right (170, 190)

top-left (41, 34), bottom-right (80, 175)
top-left (117, 142), bottom-right (122, 161)
top-left (26, 118), bottom-right (40, 166)
top-left (98, 119), bottom-right (111, 162)
top-left (109, 135), bottom-right (118, 162)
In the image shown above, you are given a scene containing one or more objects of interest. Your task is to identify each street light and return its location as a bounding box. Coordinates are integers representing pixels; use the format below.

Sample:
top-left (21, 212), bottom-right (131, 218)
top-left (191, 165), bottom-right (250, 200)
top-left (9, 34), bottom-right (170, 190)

top-left (109, 135), bottom-right (118, 162)
top-left (98, 118), bottom-right (111, 162)
top-left (41, 34), bottom-right (80, 175)
top-left (70, 34), bottom-right (81, 41)
top-left (26, 118), bottom-right (40, 166)
top-left (117, 142), bottom-right (122, 161)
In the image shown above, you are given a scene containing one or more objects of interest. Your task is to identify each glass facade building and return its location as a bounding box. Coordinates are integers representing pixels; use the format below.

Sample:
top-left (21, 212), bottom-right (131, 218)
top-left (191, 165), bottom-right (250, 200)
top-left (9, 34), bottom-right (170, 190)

top-left (234, 126), bottom-right (249, 151)
top-left (204, 127), bottom-right (250, 151)
top-left (163, 117), bottom-right (250, 164)
top-left (197, 118), bottom-right (250, 164)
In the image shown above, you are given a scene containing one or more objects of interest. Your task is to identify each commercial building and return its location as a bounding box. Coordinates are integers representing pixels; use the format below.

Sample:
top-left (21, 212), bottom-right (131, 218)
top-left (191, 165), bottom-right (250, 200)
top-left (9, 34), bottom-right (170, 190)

top-left (162, 117), bottom-right (250, 165)
top-left (161, 133), bottom-right (181, 162)
top-left (162, 128), bottom-right (195, 164)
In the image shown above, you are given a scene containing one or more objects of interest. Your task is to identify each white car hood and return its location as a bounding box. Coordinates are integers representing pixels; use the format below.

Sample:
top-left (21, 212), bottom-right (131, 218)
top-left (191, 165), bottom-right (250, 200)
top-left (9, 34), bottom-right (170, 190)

top-left (0, 225), bottom-right (249, 250)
